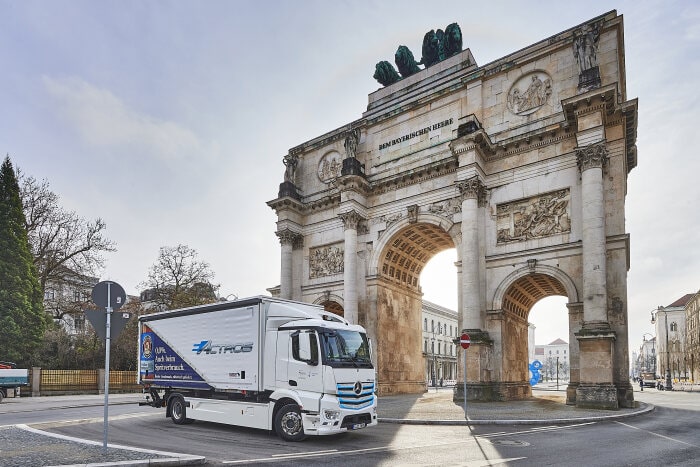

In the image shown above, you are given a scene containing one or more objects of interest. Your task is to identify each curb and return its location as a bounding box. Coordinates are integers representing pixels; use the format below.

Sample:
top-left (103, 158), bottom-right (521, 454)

top-left (378, 402), bottom-right (655, 425)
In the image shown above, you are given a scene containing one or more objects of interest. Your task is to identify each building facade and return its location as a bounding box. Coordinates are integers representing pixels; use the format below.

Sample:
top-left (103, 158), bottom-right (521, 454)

top-left (268, 11), bottom-right (638, 409)
top-left (422, 300), bottom-right (458, 385)
top-left (685, 291), bottom-right (700, 382)
top-left (652, 295), bottom-right (692, 381)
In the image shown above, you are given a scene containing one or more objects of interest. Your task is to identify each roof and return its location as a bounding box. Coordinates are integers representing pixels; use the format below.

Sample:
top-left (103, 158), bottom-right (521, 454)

top-left (666, 294), bottom-right (695, 308)
top-left (548, 338), bottom-right (568, 345)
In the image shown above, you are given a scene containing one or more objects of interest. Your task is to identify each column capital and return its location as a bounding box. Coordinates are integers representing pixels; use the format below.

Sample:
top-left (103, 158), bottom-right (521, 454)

top-left (276, 229), bottom-right (303, 249)
top-left (339, 210), bottom-right (365, 231)
top-left (456, 176), bottom-right (487, 206)
top-left (576, 141), bottom-right (608, 173)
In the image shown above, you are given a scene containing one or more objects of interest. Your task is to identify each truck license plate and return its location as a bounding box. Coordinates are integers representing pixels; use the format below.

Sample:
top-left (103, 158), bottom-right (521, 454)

top-left (351, 423), bottom-right (366, 430)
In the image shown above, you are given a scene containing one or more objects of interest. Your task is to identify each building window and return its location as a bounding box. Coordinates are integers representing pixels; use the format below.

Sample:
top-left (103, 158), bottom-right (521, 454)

top-left (670, 322), bottom-right (678, 332)
top-left (438, 342), bottom-right (441, 355)
top-left (44, 290), bottom-right (55, 300)
top-left (424, 318), bottom-right (427, 331)
top-left (74, 291), bottom-right (81, 302)
top-left (431, 320), bottom-right (434, 333)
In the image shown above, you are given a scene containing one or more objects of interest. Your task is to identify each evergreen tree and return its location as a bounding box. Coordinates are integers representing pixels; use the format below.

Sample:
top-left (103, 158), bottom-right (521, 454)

top-left (0, 156), bottom-right (47, 365)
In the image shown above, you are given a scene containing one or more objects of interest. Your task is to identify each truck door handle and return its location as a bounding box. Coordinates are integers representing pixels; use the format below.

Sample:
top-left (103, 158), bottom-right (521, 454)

top-left (288, 380), bottom-right (297, 386)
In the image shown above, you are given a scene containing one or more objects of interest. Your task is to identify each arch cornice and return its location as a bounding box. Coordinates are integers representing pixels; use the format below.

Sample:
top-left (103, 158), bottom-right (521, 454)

top-left (368, 212), bottom-right (458, 276)
top-left (491, 264), bottom-right (579, 311)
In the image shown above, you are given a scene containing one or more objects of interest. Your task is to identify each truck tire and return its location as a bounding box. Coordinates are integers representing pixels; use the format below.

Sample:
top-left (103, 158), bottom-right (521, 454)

top-left (169, 396), bottom-right (192, 425)
top-left (0, 389), bottom-right (4, 404)
top-left (274, 403), bottom-right (306, 441)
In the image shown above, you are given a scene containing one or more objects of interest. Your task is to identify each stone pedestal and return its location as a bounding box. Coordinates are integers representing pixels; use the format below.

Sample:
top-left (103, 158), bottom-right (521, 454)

top-left (575, 329), bottom-right (618, 409)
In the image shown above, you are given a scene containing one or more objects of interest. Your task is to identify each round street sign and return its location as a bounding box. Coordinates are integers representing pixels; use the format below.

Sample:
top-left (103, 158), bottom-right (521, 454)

top-left (460, 333), bottom-right (471, 349)
top-left (92, 281), bottom-right (127, 311)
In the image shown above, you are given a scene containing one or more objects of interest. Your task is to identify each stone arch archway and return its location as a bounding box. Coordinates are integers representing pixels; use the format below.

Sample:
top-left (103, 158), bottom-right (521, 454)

top-left (268, 12), bottom-right (637, 409)
top-left (313, 293), bottom-right (345, 316)
top-left (369, 217), bottom-right (459, 394)
top-left (488, 266), bottom-right (581, 401)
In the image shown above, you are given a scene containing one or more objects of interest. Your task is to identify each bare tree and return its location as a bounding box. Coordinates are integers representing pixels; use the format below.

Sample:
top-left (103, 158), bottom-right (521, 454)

top-left (140, 244), bottom-right (219, 310)
top-left (18, 171), bottom-right (116, 320)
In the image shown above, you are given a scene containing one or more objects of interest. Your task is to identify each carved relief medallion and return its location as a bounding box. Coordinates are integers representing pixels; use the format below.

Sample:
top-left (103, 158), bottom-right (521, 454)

top-left (507, 71), bottom-right (552, 116)
top-left (317, 151), bottom-right (342, 183)
top-left (309, 243), bottom-right (344, 278)
top-left (496, 189), bottom-right (570, 243)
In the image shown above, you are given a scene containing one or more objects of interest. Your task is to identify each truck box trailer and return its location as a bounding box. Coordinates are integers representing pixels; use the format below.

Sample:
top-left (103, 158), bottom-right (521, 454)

top-left (0, 362), bottom-right (28, 402)
top-left (138, 296), bottom-right (377, 441)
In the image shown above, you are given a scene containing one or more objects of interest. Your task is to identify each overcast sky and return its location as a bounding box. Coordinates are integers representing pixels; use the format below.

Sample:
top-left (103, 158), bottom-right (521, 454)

top-left (2, 0), bottom-right (698, 355)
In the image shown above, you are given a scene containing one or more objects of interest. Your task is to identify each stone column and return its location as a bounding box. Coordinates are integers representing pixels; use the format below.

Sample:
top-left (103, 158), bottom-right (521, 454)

top-left (276, 229), bottom-right (302, 300)
top-left (575, 141), bottom-right (617, 409)
top-left (577, 142), bottom-right (608, 327)
top-left (340, 210), bottom-right (363, 324)
top-left (457, 176), bottom-right (485, 331)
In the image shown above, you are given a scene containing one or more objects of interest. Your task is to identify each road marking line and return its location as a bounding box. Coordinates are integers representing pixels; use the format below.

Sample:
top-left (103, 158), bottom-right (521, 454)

top-left (614, 421), bottom-right (699, 447)
top-left (271, 449), bottom-right (338, 457)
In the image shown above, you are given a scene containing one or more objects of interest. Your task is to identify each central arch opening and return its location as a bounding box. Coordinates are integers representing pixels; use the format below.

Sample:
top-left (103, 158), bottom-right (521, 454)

top-left (374, 221), bottom-right (456, 394)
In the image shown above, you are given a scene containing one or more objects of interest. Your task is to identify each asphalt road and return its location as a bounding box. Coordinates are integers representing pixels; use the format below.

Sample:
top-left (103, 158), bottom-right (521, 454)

top-left (7, 389), bottom-right (700, 466)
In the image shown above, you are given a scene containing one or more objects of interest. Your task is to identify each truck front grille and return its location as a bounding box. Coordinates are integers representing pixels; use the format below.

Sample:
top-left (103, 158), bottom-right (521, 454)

top-left (336, 381), bottom-right (375, 410)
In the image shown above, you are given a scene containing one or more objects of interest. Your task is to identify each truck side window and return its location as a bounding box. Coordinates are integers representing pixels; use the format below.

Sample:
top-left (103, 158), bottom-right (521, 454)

top-left (292, 331), bottom-right (319, 365)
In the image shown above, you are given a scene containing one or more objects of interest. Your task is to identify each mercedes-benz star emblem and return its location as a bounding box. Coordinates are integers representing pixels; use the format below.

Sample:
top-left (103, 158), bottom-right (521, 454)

top-left (353, 381), bottom-right (363, 395)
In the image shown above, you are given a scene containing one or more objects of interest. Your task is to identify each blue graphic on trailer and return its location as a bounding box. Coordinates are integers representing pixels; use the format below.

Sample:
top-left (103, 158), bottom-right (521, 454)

top-left (529, 360), bottom-right (542, 386)
top-left (142, 332), bottom-right (211, 390)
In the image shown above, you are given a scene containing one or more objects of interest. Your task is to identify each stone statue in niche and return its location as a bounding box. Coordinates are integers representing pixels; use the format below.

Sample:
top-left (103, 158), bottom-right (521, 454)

top-left (496, 189), bottom-right (570, 243)
top-left (283, 152), bottom-right (299, 184)
top-left (309, 244), bottom-right (344, 279)
top-left (344, 128), bottom-right (360, 159)
top-left (573, 23), bottom-right (601, 74)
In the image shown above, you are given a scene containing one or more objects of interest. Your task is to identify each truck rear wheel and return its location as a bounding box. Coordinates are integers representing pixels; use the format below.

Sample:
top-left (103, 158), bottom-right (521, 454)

top-left (274, 403), bottom-right (306, 441)
top-left (0, 389), bottom-right (4, 404)
top-left (169, 396), bottom-right (192, 425)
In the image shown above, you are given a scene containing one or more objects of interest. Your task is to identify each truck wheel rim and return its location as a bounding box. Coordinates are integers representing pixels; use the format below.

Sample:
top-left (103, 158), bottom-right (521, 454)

top-left (281, 411), bottom-right (302, 436)
top-left (173, 402), bottom-right (183, 419)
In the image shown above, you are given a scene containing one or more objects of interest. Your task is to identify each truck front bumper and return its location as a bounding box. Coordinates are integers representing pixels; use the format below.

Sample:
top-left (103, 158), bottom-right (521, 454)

top-left (301, 395), bottom-right (378, 436)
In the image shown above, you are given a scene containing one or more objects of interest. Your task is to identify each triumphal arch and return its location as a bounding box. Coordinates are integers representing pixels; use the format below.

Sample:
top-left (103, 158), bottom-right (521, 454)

top-left (268, 11), bottom-right (638, 409)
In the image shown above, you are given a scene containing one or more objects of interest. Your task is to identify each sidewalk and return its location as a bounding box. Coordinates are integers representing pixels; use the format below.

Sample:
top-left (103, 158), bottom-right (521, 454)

top-left (0, 389), bottom-right (652, 466)
top-left (377, 387), bottom-right (653, 425)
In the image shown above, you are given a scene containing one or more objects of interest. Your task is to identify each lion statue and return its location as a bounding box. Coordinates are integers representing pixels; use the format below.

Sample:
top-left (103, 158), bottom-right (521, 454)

top-left (444, 23), bottom-right (463, 58)
top-left (395, 45), bottom-right (421, 78)
top-left (420, 30), bottom-right (441, 67)
top-left (373, 61), bottom-right (401, 87)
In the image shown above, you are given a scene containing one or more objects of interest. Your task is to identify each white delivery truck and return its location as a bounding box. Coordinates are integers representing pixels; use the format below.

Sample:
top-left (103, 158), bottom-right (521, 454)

top-left (138, 296), bottom-right (377, 441)
top-left (0, 361), bottom-right (28, 402)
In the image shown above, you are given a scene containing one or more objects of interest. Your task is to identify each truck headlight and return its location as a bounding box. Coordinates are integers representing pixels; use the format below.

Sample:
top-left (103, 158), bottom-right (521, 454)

top-left (323, 409), bottom-right (340, 420)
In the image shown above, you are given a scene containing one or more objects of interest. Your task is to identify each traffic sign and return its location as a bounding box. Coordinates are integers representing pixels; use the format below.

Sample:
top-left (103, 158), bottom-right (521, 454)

top-left (84, 310), bottom-right (132, 340)
top-left (92, 281), bottom-right (126, 311)
top-left (460, 333), bottom-right (471, 349)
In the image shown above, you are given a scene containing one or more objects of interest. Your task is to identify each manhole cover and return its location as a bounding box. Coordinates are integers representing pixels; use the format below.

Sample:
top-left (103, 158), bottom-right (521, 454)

top-left (487, 439), bottom-right (530, 447)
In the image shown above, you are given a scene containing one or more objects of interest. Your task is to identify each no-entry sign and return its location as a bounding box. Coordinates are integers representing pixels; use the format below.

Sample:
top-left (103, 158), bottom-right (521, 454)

top-left (460, 333), bottom-right (471, 349)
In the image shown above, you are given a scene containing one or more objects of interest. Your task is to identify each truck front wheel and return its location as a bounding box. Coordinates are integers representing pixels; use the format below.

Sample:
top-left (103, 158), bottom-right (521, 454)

top-left (169, 396), bottom-right (192, 425)
top-left (274, 403), bottom-right (306, 441)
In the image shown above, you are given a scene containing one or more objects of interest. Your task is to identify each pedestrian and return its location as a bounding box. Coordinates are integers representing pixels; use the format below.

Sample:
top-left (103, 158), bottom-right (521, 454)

top-left (639, 378), bottom-right (643, 391)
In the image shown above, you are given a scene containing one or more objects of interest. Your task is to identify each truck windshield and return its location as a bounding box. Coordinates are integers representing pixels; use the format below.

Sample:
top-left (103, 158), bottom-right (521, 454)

top-left (319, 330), bottom-right (373, 368)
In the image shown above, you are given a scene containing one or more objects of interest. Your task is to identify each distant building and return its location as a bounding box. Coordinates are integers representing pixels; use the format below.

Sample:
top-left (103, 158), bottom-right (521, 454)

top-left (685, 291), bottom-right (700, 382)
top-left (534, 339), bottom-right (569, 380)
top-left (422, 300), bottom-right (458, 385)
top-left (42, 266), bottom-right (98, 335)
top-left (652, 294), bottom-right (692, 380)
